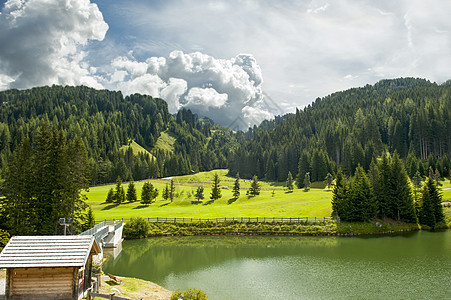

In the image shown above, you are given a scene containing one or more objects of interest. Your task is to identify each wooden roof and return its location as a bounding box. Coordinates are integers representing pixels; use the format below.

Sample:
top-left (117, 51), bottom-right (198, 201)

top-left (0, 235), bottom-right (101, 268)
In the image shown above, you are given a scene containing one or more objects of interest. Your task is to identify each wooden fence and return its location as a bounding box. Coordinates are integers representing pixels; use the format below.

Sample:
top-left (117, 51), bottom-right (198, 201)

top-left (97, 217), bottom-right (334, 224)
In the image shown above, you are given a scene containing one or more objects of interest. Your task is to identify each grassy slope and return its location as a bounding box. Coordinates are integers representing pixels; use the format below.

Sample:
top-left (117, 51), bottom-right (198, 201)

top-left (154, 131), bottom-right (176, 153)
top-left (86, 170), bottom-right (333, 220)
top-left (119, 140), bottom-right (155, 160)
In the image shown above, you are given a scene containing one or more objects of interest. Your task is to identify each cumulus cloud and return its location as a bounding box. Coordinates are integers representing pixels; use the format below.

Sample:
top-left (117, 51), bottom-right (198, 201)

top-left (0, 0), bottom-right (108, 90)
top-left (102, 50), bottom-right (272, 129)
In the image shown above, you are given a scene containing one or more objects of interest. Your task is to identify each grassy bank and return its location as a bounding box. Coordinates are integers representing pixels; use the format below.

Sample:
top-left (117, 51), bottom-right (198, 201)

top-left (96, 274), bottom-right (172, 300)
top-left (123, 217), bottom-right (421, 239)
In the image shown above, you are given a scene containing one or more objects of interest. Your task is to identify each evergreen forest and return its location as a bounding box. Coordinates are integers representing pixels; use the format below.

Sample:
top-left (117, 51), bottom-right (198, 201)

top-left (0, 85), bottom-right (238, 184)
top-left (229, 78), bottom-right (450, 181)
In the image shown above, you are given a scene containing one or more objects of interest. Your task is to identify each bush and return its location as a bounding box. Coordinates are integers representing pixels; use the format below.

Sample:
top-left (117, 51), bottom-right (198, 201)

top-left (123, 217), bottom-right (150, 239)
top-left (171, 288), bottom-right (208, 300)
top-left (0, 229), bottom-right (10, 251)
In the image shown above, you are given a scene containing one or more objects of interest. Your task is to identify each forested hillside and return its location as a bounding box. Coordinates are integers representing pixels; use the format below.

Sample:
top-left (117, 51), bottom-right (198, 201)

top-left (0, 85), bottom-right (238, 184)
top-left (229, 78), bottom-right (450, 181)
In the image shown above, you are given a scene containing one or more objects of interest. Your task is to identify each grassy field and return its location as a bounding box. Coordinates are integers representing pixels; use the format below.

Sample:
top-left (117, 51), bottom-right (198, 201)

top-left (85, 170), bottom-right (451, 222)
top-left (85, 170), bottom-right (333, 220)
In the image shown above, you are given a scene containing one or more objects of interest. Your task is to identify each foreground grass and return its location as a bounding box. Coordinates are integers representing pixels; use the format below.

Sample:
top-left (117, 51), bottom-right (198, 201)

top-left (96, 275), bottom-right (172, 300)
top-left (86, 170), bottom-right (333, 220)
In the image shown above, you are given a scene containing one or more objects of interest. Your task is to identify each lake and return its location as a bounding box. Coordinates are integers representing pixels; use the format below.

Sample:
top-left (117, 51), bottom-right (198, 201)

top-left (104, 231), bottom-right (451, 299)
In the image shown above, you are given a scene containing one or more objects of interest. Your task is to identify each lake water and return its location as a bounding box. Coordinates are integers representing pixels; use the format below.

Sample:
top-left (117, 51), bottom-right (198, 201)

top-left (104, 231), bottom-right (451, 299)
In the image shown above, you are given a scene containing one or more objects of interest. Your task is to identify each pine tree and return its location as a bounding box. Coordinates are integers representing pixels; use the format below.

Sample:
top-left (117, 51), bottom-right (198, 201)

top-left (296, 151), bottom-right (310, 188)
top-left (1, 138), bottom-right (34, 235)
top-left (303, 172), bottom-right (311, 192)
top-left (106, 188), bottom-right (115, 203)
top-left (126, 181), bottom-right (137, 202)
top-left (418, 177), bottom-right (444, 228)
top-left (390, 153), bottom-right (417, 222)
top-left (324, 173), bottom-right (333, 190)
top-left (82, 206), bottom-right (95, 232)
top-left (141, 182), bottom-right (158, 204)
top-left (115, 177), bottom-right (125, 204)
top-left (331, 170), bottom-right (348, 221)
top-left (348, 166), bottom-right (377, 222)
top-left (232, 173), bottom-right (240, 199)
top-left (412, 170), bottom-right (423, 205)
top-left (210, 173), bottom-right (222, 200)
top-left (169, 179), bottom-right (175, 202)
top-left (195, 186), bottom-right (204, 202)
top-left (162, 184), bottom-right (169, 201)
top-left (286, 171), bottom-right (294, 192)
top-left (249, 175), bottom-right (261, 196)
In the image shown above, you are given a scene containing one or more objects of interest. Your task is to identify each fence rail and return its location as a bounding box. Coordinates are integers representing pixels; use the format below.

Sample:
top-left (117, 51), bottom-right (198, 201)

top-left (80, 220), bottom-right (106, 236)
top-left (97, 217), bottom-right (334, 224)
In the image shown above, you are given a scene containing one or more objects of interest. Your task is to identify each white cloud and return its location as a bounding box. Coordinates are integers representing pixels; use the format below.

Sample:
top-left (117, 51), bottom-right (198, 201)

top-left (1, 0), bottom-right (451, 129)
top-left (185, 87), bottom-right (228, 109)
top-left (0, 0), bottom-right (108, 90)
top-left (112, 0), bottom-right (451, 113)
top-left (102, 51), bottom-right (271, 129)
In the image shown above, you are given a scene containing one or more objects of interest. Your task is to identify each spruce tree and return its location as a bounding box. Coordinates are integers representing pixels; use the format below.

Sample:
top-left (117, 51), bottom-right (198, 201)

top-left (390, 153), bottom-right (417, 222)
top-left (141, 182), bottom-right (158, 204)
top-left (82, 206), bottom-right (95, 232)
top-left (348, 166), bottom-right (377, 222)
top-left (115, 177), bottom-right (125, 204)
top-left (126, 181), bottom-right (137, 202)
top-left (331, 170), bottom-right (349, 221)
top-left (169, 179), bottom-right (175, 202)
top-left (2, 138), bottom-right (34, 235)
top-left (296, 151), bottom-right (310, 188)
top-left (324, 173), bottom-right (333, 190)
top-left (412, 171), bottom-right (423, 204)
top-left (106, 188), bottom-right (115, 203)
top-left (249, 175), bottom-right (261, 196)
top-left (141, 182), bottom-right (151, 204)
top-left (210, 173), bottom-right (222, 200)
top-left (418, 177), bottom-right (444, 228)
top-left (162, 184), bottom-right (170, 201)
top-left (195, 186), bottom-right (205, 202)
top-left (232, 173), bottom-right (240, 199)
top-left (286, 171), bottom-right (294, 192)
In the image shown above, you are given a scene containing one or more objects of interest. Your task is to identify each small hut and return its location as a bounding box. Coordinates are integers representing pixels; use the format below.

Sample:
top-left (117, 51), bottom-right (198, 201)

top-left (0, 235), bottom-right (101, 300)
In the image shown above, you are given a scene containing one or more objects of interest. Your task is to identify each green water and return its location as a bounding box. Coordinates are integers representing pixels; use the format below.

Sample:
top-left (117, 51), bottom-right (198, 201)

top-left (104, 231), bottom-right (451, 299)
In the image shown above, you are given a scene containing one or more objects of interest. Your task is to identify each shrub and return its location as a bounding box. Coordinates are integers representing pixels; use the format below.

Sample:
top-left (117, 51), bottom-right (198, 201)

top-left (0, 229), bottom-right (10, 251)
top-left (124, 217), bottom-right (150, 239)
top-left (171, 288), bottom-right (208, 300)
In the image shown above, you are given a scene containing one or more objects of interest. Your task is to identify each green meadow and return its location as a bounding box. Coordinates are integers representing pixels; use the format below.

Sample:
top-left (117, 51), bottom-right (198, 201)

top-left (85, 169), bottom-right (451, 222)
top-left (85, 169), bottom-right (333, 220)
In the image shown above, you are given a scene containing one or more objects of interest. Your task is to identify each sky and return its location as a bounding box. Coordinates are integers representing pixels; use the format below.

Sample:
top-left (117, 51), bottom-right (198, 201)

top-left (0, 0), bottom-right (450, 130)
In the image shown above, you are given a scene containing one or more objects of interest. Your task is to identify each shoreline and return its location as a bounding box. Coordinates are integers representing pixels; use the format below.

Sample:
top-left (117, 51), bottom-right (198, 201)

top-left (123, 218), bottom-right (433, 240)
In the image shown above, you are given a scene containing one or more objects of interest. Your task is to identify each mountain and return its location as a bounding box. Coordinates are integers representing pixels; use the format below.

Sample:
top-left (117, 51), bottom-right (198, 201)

top-left (0, 85), bottom-right (238, 184)
top-left (228, 78), bottom-right (450, 181)
top-left (0, 78), bottom-right (449, 185)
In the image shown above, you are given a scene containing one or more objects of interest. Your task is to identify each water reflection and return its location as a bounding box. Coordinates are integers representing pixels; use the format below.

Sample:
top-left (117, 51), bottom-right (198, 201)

top-left (104, 231), bottom-right (451, 299)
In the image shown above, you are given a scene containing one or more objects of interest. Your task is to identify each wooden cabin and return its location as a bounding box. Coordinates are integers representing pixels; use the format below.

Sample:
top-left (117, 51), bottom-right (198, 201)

top-left (0, 235), bottom-right (101, 300)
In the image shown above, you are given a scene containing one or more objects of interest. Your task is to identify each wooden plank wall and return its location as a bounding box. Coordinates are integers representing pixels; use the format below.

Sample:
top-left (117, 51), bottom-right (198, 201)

top-left (8, 267), bottom-right (75, 299)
